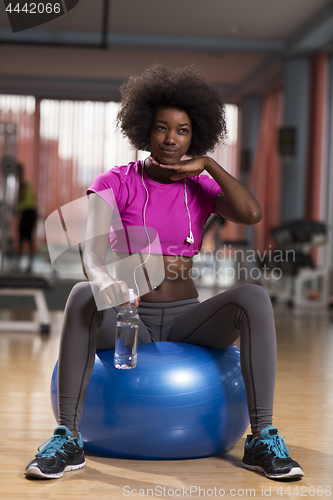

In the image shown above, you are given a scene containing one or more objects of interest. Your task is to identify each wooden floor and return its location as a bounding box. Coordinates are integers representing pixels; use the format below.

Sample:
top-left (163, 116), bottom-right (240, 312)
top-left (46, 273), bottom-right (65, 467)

top-left (1, 295), bottom-right (333, 500)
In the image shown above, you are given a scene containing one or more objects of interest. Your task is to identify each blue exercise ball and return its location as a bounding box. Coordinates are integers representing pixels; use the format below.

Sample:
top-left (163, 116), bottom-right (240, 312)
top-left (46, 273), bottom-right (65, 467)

top-left (51, 342), bottom-right (249, 459)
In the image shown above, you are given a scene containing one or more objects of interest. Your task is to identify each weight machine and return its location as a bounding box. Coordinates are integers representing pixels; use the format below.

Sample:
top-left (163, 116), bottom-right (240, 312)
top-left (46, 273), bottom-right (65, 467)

top-left (0, 122), bottom-right (20, 272)
top-left (260, 220), bottom-right (330, 308)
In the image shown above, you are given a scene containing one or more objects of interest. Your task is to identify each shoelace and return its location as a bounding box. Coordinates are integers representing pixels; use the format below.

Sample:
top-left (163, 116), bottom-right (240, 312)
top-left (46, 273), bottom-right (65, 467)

top-left (36, 434), bottom-right (72, 457)
top-left (256, 434), bottom-right (290, 459)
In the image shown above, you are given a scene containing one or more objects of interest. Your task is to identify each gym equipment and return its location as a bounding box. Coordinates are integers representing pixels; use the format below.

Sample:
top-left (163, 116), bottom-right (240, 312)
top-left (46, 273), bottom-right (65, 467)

top-left (51, 342), bottom-right (249, 459)
top-left (260, 220), bottom-right (330, 308)
top-left (0, 154), bottom-right (20, 271)
top-left (0, 275), bottom-right (51, 333)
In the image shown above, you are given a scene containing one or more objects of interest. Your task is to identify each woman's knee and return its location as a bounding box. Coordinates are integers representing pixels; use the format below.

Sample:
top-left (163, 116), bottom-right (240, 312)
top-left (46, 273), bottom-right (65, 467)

top-left (240, 283), bottom-right (270, 299)
top-left (61, 282), bottom-right (101, 346)
top-left (228, 283), bottom-right (273, 312)
top-left (65, 281), bottom-right (96, 311)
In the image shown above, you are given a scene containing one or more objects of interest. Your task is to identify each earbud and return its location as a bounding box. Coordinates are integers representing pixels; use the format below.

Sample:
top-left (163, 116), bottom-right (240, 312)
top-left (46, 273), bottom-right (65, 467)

top-left (186, 231), bottom-right (194, 244)
top-left (141, 161), bottom-right (194, 258)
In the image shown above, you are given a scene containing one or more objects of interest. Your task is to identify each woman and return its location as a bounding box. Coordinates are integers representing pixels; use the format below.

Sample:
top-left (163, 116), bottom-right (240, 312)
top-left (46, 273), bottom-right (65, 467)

top-left (25, 64), bottom-right (304, 481)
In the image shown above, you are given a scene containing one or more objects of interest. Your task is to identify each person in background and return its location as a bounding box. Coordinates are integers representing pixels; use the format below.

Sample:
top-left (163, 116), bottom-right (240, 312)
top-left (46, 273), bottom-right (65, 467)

top-left (16, 165), bottom-right (38, 273)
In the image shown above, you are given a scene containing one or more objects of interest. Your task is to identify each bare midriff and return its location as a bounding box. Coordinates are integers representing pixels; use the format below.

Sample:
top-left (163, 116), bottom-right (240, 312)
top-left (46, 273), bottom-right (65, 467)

top-left (142, 255), bottom-right (198, 302)
top-left (113, 253), bottom-right (198, 302)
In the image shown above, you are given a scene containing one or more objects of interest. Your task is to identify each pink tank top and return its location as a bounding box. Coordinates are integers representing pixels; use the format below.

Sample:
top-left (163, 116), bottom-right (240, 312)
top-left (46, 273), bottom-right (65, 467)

top-left (87, 161), bottom-right (221, 257)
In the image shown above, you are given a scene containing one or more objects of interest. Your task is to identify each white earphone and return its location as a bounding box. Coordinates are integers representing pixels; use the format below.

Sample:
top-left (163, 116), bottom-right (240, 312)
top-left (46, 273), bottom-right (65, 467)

top-left (132, 162), bottom-right (151, 296)
top-left (133, 160), bottom-right (194, 295)
top-left (141, 159), bottom-right (194, 245)
top-left (184, 178), bottom-right (194, 244)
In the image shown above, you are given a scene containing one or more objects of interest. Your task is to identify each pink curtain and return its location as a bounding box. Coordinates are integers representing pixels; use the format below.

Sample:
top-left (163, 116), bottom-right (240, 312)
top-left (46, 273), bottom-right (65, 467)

top-left (305, 53), bottom-right (328, 220)
top-left (247, 88), bottom-right (283, 254)
top-left (37, 100), bottom-right (139, 221)
top-left (305, 53), bottom-right (328, 267)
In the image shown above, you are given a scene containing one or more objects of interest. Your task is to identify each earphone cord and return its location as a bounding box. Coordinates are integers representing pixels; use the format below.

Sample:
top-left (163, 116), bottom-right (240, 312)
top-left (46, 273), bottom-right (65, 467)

top-left (133, 160), bottom-right (151, 297)
top-left (184, 179), bottom-right (194, 244)
top-left (134, 160), bottom-right (194, 295)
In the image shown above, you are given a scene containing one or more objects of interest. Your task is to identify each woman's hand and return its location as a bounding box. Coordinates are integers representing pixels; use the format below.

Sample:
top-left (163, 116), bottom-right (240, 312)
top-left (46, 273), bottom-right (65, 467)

top-left (149, 156), bottom-right (206, 180)
top-left (150, 155), bottom-right (262, 225)
top-left (99, 277), bottom-right (140, 307)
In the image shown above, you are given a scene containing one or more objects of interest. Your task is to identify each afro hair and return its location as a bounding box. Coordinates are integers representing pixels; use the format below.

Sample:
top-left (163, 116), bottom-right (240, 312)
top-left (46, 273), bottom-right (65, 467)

top-left (116, 64), bottom-right (228, 157)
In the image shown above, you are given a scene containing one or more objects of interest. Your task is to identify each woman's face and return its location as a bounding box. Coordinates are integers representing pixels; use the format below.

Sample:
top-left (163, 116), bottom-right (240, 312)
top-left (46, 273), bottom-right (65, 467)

top-left (149, 107), bottom-right (192, 164)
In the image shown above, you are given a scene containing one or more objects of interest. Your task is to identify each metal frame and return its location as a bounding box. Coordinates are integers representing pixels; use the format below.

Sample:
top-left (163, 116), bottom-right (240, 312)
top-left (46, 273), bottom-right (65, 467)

top-left (0, 287), bottom-right (51, 333)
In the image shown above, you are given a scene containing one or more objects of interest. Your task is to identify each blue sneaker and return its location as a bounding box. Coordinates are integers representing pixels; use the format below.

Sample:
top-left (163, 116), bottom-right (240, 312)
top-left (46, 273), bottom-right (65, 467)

top-left (25, 426), bottom-right (85, 479)
top-left (242, 426), bottom-right (304, 480)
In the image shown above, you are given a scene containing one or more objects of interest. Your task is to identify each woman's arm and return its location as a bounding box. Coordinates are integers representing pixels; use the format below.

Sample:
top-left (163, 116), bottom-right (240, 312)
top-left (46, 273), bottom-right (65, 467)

top-left (152, 156), bottom-right (262, 225)
top-left (205, 158), bottom-right (262, 225)
top-left (83, 193), bottom-right (138, 306)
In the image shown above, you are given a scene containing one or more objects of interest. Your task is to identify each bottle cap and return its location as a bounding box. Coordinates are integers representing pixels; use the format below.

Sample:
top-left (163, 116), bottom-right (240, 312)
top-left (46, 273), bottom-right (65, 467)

top-left (128, 288), bottom-right (135, 304)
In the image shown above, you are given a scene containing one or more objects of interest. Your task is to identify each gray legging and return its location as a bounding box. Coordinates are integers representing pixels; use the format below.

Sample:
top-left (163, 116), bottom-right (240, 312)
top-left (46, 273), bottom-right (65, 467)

top-left (58, 282), bottom-right (277, 435)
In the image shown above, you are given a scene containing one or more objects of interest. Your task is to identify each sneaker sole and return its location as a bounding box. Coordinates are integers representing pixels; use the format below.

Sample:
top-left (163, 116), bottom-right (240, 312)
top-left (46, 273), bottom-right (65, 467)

top-left (25, 460), bottom-right (85, 479)
top-left (242, 462), bottom-right (304, 480)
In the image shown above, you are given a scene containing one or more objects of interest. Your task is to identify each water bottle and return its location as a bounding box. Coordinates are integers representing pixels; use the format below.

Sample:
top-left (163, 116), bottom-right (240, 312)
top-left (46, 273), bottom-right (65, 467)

top-left (114, 289), bottom-right (139, 369)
